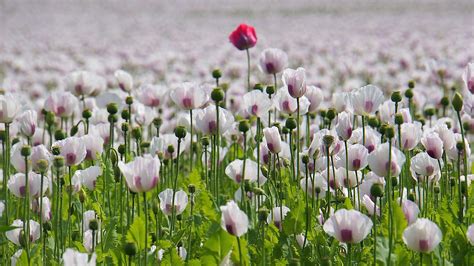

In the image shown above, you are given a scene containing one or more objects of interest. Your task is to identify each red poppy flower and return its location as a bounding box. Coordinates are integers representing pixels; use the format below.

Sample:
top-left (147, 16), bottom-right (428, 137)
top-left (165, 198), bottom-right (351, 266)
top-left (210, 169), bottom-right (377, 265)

top-left (229, 24), bottom-right (257, 50)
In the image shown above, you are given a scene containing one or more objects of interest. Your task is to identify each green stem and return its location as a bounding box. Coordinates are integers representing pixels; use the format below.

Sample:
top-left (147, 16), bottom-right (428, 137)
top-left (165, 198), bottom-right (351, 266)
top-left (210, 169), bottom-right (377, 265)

top-left (246, 49), bottom-right (251, 91)
top-left (143, 192), bottom-right (148, 265)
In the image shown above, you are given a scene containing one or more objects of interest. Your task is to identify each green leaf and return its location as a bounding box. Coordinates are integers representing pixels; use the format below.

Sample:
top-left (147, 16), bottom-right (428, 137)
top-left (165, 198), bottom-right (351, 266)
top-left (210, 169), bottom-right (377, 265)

top-left (0, 225), bottom-right (20, 232)
top-left (201, 225), bottom-right (234, 264)
top-left (392, 200), bottom-right (407, 239)
top-left (126, 216), bottom-right (151, 251)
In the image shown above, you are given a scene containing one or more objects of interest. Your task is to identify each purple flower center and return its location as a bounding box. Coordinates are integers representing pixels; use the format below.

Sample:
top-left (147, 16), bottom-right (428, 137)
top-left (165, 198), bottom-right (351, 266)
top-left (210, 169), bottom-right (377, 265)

top-left (57, 106), bottom-right (66, 115)
top-left (282, 101), bottom-right (291, 112)
top-left (352, 159), bottom-right (361, 169)
top-left (266, 62), bottom-right (276, 74)
top-left (419, 239), bottom-right (429, 252)
top-left (364, 101), bottom-right (374, 113)
top-left (427, 149), bottom-right (437, 158)
top-left (66, 153), bottom-right (76, 165)
top-left (251, 105), bottom-right (258, 115)
top-left (425, 165), bottom-right (434, 176)
top-left (19, 186), bottom-right (26, 197)
top-left (340, 229), bottom-right (353, 242)
top-left (208, 121), bottom-right (217, 134)
top-left (182, 98), bottom-right (192, 109)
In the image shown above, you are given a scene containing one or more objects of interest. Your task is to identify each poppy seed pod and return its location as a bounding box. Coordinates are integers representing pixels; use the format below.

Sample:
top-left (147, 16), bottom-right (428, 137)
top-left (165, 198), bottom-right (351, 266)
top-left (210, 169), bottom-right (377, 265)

top-left (323, 135), bottom-right (334, 147)
top-left (405, 89), bottom-right (414, 99)
top-left (201, 136), bottom-right (210, 146)
top-left (36, 159), bottom-right (49, 173)
top-left (153, 117), bottom-right (162, 127)
top-left (20, 145), bottom-right (31, 157)
top-left (53, 156), bottom-right (64, 168)
top-left (385, 125), bottom-right (395, 139)
top-left (54, 130), bottom-right (66, 141)
top-left (391, 91), bottom-right (402, 103)
top-left (238, 120), bottom-right (250, 133)
top-left (124, 242), bottom-right (137, 256)
top-left (121, 109), bottom-right (130, 120)
top-left (266, 85), bottom-right (275, 96)
top-left (174, 126), bottom-right (187, 139)
top-left (408, 80), bottom-right (415, 89)
top-left (258, 207), bottom-right (269, 222)
top-left (370, 183), bottom-right (384, 198)
top-left (285, 117), bottom-right (297, 130)
top-left (108, 114), bottom-right (118, 123)
top-left (126, 96), bottom-right (134, 105)
top-left (121, 122), bottom-right (129, 132)
top-left (132, 127), bottom-right (142, 140)
top-left (368, 116), bottom-right (379, 128)
top-left (118, 144), bottom-right (126, 155)
top-left (326, 108), bottom-right (336, 121)
top-left (188, 184), bottom-right (196, 194)
top-left (394, 113), bottom-right (404, 125)
top-left (106, 103), bottom-right (118, 114)
top-left (253, 83), bottom-right (264, 92)
top-left (82, 109), bottom-right (92, 119)
top-left (212, 69), bottom-right (222, 79)
top-left (211, 87), bottom-right (225, 102)
top-left (89, 219), bottom-right (99, 231)
top-left (440, 96), bottom-right (449, 107)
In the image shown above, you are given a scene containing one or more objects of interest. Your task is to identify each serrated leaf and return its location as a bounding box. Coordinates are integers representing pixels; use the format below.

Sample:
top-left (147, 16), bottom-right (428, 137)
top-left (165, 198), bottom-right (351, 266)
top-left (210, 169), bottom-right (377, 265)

top-left (126, 216), bottom-right (151, 250)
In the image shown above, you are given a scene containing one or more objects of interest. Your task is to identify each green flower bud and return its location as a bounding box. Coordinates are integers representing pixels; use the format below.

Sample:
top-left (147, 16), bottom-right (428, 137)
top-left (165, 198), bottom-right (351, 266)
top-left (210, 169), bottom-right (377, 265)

top-left (45, 112), bottom-right (56, 126)
top-left (285, 117), bottom-right (297, 130)
top-left (238, 120), bottom-right (250, 133)
top-left (36, 159), bottom-right (49, 173)
top-left (116, 145), bottom-right (125, 157)
top-left (394, 113), bottom-right (404, 125)
top-left (153, 117), bottom-right (162, 127)
top-left (174, 126), bottom-right (187, 139)
top-left (212, 69), bottom-right (222, 79)
top-left (188, 184), bottom-right (196, 194)
top-left (326, 108), bottom-right (336, 121)
top-left (323, 135), bottom-right (334, 147)
top-left (266, 85), bottom-right (275, 95)
top-left (302, 154), bottom-right (309, 164)
top-left (124, 242), bottom-right (137, 256)
top-left (125, 96), bottom-right (134, 105)
top-left (121, 109), bottom-right (130, 120)
top-left (108, 114), bottom-right (118, 123)
top-left (405, 89), bottom-right (414, 99)
top-left (391, 91), bottom-right (402, 103)
top-left (89, 219), bottom-right (99, 231)
top-left (201, 136), bottom-right (210, 146)
top-left (53, 156), bottom-right (64, 168)
top-left (258, 207), bottom-right (269, 222)
top-left (408, 80), bottom-right (415, 89)
top-left (385, 125), bottom-right (395, 139)
top-left (211, 87), bottom-right (225, 102)
top-left (424, 108), bottom-right (435, 117)
top-left (54, 130), bottom-right (66, 141)
top-left (82, 109), bottom-right (92, 119)
top-left (370, 183), bottom-right (384, 198)
top-left (121, 122), bottom-right (129, 132)
top-left (132, 127), bottom-right (142, 140)
top-left (51, 146), bottom-right (60, 155)
top-left (440, 96), bottom-right (449, 107)
top-left (452, 92), bottom-right (463, 112)
top-left (21, 145), bottom-right (31, 157)
top-left (70, 125), bottom-right (79, 136)
top-left (106, 103), bottom-right (118, 114)
top-left (368, 116), bottom-right (379, 128)
top-left (456, 141), bottom-right (464, 151)
top-left (167, 145), bottom-right (175, 154)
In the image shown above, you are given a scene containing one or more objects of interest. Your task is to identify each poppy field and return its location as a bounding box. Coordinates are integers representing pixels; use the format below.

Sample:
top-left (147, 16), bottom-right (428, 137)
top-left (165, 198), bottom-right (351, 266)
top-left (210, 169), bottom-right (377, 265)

top-left (0, 1), bottom-right (473, 265)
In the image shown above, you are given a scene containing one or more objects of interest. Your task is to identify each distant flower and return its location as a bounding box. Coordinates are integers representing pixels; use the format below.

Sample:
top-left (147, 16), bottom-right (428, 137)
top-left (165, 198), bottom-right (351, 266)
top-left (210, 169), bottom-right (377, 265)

top-left (462, 62), bottom-right (474, 94)
top-left (6, 219), bottom-right (40, 246)
top-left (242, 90), bottom-right (273, 117)
top-left (225, 159), bottom-right (266, 184)
top-left (351, 85), bottom-right (384, 116)
top-left (268, 206), bottom-right (290, 230)
top-left (339, 144), bottom-right (368, 171)
top-left (136, 84), bottom-right (168, 107)
top-left (402, 218), bottom-right (442, 253)
top-left (18, 110), bottom-right (37, 137)
top-left (220, 200), bottom-right (249, 237)
top-left (410, 152), bottom-right (440, 177)
top-left (273, 89), bottom-right (310, 115)
top-left (323, 209), bottom-right (373, 243)
top-left (282, 67), bottom-right (307, 98)
top-left (305, 86), bottom-right (323, 113)
top-left (259, 48), bottom-right (287, 75)
top-left (336, 111), bottom-right (353, 141)
top-left (229, 24), bottom-right (257, 50)
top-left (44, 91), bottom-right (78, 118)
top-left (114, 69), bottom-right (133, 92)
top-left (62, 248), bottom-right (96, 266)
top-left (467, 224), bottom-right (474, 246)
top-left (401, 199), bottom-right (420, 225)
top-left (158, 189), bottom-right (188, 216)
top-left (118, 155), bottom-right (160, 193)
top-left (80, 134), bottom-right (104, 161)
top-left (0, 93), bottom-right (21, 123)
top-left (170, 82), bottom-right (209, 110)
top-left (368, 143), bottom-right (405, 177)
top-left (8, 172), bottom-right (43, 198)
top-left (54, 137), bottom-right (87, 166)
top-left (399, 122), bottom-right (422, 151)
top-left (263, 126), bottom-right (282, 154)
top-left (421, 132), bottom-right (444, 159)
top-left (195, 104), bottom-right (235, 135)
